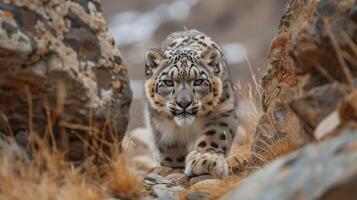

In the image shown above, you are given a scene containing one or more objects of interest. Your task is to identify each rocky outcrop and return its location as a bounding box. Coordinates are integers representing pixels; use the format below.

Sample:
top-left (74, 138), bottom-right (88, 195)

top-left (250, 0), bottom-right (317, 165)
top-left (229, 0), bottom-right (357, 199)
top-left (251, 0), bottom-right (357, 166)
top-left (289, 0), bottom-right (357, 136)
top-left (223, 131), bottom-right (357, 200)
top-left (0, 0), bottom-right (131, 160)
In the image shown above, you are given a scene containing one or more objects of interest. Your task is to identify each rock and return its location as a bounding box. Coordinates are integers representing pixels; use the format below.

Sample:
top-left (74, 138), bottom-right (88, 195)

top-left (149, 166), bottom-right (175, 177)
top-left (170, 168), bottom-right (184, 174)
top-left (152, 184), bottom-right (185, 200)
top-left (251, 0), bottom-right (317, 165)
top-left (251, 0), bottom-right (357, 166)
top-left (313, 90), bottom-right (357, 140)
top-left (189, 175), bottom-right (216, 185)
top-left (144, 173), bottom-right (186, 200)
top-left (223, 131), bottom-right (357, 200)
top-left (290, 0), bottom-right (357, 84)
top-left (144, 173), bottom-right (173, 186)
top-left (166, 173), bottom-right (189, 187)
top-left (185, 191), bottom-right (210, 200)
top-left (0, 1), bottom-right (131, 161)
top-left (191, 179), bottom-right (221, 189)
top-left (314, 110), bottom-right (341, 140)
top-left (0, 133), bottom-right (30, 163)
top-left (166, 173), bottom-right (185, 180)
top-left (289, 79), bottom-right (357, 133)
top-left (228, 0), bottom-right (357, 199)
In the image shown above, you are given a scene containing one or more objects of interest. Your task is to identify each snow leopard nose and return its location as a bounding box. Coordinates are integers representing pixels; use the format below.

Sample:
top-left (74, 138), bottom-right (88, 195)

top-left (176, 88), bottom-right (192, 110)
top-left (177, 99), bottom-right (192, 110)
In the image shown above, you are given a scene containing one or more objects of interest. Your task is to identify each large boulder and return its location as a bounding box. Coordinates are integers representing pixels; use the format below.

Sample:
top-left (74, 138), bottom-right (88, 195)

top-left (223, 131), bottom-right (357, 200)
top-left (0, 1), bottom-right (131, 160)
top-left (289, 0), bottom-right (357, 133)
top-left (251, 0), bottom-right (317, 165)
top-left (251, 0), bottom-right (357, 166)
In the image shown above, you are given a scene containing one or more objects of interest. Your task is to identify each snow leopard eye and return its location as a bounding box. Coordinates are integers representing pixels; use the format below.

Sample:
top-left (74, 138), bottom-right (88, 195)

top-left (163, 80), bottom-right (174, 87)
top-left (193, 79), bottom-right (205, 86)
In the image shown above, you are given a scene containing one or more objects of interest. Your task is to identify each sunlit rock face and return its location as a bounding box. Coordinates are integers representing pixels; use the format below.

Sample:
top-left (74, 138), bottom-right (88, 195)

top-left (0, 0), bottom-right (132, 161)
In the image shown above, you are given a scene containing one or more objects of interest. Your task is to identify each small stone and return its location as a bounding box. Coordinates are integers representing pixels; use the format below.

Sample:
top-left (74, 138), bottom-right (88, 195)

top-left (166, 173), bottom-right (189, 187)
top-left (150, 166), bottom-right (174, 176)
top-left (189, 175), bottom-right (216, 185)
top-left (144, 173), bottom-right (172, 185)
top-left (170, 168), bottom-right (184, 174)
top-left (185, 191), bottom-right (210, 200)
top-left (191, 179), bottom-right (222, 188)
top-left (15, 130), bottom-right (30, 150)
top-left (314, 110), bottom-right (341, 140)
top-left (152, 184), bottom-right (185, 200)
top-left (166, 173), bottom-right (185, 180)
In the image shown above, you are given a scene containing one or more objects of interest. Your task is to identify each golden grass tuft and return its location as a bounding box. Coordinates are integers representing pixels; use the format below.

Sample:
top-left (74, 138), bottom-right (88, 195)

top-left (1, 147), bottom-right (75, 199)
top-left (0, 137), bottom-right (144, 200)
top-left (106, 155), bottom-right (143, 199)
top-left (0, 135), bottom-right (141, 199)
top-left (260, 136), bottom-right (298, 164)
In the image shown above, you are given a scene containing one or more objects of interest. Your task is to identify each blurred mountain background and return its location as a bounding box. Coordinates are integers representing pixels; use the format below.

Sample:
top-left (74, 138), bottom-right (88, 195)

top-left (102, 0), bottom-right (287, 130)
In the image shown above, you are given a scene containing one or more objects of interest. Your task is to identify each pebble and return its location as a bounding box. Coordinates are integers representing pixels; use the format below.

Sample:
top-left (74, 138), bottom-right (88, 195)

top-left (144, 173), bottom-right (172, 185)
top-left (185, 191), bottom-right (210, 200)
top-left (166, 173), bottom-right (189, 187)
top-left (191, 179), bottom-right (222, 188)
top-left (189, 175), bottom-right (216, 185)
top-left (149, 166), bottom-right (174, 176)
top-left (153, 184), bottom-right (185, 200)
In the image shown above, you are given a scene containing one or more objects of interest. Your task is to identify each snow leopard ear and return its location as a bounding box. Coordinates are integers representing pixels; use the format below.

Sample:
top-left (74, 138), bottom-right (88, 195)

top-left (145, 48), bottom-right (166, 77)
top-left (202, 47), bottom-right (221, 73)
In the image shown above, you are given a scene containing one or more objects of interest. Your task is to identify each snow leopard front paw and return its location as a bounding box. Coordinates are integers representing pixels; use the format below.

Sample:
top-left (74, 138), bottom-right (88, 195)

top-left (184, 149), bottom-right (228, 177)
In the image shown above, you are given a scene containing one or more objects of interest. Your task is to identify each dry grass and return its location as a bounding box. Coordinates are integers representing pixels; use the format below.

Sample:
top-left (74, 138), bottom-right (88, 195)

top-left (107, 156), bottom-right (143, 199)
top-left (0, 142), bottom-right (100, 200)
top-left (0, 135), bottom-right (144, 200)
top-left (258, 137), bottom-right (297, 164)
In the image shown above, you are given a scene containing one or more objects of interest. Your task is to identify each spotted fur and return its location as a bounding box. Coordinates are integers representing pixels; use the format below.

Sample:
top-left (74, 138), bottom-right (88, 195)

top-left (144, 30), bottom-right (238, 177)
